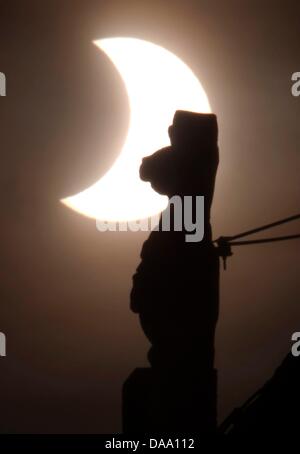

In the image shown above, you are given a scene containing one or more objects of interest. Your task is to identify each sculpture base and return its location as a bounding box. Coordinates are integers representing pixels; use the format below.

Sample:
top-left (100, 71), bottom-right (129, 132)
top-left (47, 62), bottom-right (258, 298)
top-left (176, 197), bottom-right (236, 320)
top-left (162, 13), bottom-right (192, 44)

top-left (122, 367), bottom-right (217, 433)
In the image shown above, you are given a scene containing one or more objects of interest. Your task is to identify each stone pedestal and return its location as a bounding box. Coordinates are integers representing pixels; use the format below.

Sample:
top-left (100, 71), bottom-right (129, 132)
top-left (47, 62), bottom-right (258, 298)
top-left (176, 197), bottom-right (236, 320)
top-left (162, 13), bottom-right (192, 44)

top-left (123, 367), bottom-right (217, 433)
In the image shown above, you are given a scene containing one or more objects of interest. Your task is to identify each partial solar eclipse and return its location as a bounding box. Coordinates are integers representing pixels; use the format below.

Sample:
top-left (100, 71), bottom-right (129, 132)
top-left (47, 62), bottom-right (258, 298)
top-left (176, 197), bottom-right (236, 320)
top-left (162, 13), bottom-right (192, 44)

top-left (62, 37), bottom-right (211, 221)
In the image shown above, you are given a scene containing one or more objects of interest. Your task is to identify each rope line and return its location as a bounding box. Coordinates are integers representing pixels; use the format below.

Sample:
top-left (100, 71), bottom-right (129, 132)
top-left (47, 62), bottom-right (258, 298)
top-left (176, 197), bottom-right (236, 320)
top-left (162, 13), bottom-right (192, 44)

top-left (230, 233), bottom-right (300, 246)
top-left (218, 213), bottom-right (300, 242)
top-left (214, 213), bottom-right (300, 269)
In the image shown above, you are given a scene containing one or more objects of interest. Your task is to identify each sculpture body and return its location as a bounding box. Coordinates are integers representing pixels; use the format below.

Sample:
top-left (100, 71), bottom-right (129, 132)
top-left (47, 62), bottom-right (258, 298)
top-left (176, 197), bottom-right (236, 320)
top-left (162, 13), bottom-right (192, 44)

top-left (125, 111), bottom-right (220, 433)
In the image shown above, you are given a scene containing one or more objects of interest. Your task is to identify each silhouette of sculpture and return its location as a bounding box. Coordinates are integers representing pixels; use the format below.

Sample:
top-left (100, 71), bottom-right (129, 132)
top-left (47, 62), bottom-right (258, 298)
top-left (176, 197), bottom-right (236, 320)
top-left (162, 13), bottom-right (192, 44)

top-left (123, 111), bottom-right (220, 433)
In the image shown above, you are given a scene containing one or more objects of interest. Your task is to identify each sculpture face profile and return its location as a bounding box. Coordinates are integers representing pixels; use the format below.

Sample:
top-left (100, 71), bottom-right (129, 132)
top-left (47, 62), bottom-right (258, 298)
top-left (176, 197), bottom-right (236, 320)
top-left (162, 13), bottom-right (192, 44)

top-left (140, 110), bottom-right (219, 203)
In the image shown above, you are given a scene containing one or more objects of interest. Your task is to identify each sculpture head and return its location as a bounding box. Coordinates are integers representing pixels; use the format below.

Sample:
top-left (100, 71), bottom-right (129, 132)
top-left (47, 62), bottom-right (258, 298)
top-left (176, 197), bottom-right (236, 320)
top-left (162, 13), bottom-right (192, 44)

top-left (168, 110), bottom-right (218, 150)
top-left (140, 110), bottom-right (219, 200)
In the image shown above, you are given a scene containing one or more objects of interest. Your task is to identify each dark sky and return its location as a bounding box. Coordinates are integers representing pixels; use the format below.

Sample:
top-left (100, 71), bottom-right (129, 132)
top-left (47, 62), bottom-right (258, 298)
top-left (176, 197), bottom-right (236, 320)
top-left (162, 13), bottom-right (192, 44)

top-left (0, 0), bottom-right (299, 433)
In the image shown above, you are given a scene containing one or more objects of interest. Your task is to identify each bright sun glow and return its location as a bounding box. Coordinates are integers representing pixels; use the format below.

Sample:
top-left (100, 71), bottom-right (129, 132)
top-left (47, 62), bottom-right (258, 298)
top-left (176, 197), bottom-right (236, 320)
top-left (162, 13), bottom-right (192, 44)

top-left (61, 37), bottom-right (211, 222)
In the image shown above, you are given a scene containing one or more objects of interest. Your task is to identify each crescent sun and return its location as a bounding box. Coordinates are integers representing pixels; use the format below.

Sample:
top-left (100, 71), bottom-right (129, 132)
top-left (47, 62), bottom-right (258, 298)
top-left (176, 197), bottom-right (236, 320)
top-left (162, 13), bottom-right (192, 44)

top-left (61, 37), bottom-right (211, 222)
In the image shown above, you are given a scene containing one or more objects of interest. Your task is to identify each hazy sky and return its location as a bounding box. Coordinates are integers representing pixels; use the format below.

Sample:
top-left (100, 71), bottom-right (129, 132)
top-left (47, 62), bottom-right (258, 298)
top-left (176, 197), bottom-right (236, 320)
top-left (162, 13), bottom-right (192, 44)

top-left (0, 0), bottom-right (299, 433)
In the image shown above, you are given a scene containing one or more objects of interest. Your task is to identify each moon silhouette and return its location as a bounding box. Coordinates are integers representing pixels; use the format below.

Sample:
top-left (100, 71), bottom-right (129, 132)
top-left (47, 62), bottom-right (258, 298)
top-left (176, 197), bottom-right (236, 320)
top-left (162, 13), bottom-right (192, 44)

top-left (62, 37), bottom-right (211, 222)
